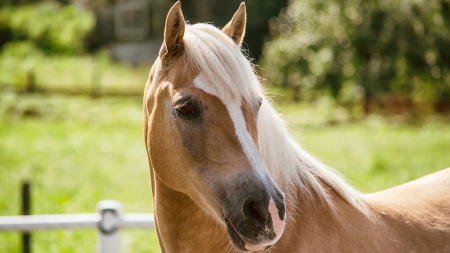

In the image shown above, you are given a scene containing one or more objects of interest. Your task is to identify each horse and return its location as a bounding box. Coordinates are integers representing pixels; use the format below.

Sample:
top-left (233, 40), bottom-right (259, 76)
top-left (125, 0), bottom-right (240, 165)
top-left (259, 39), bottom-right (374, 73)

top-left (143, 2), bottom-right (450, 252)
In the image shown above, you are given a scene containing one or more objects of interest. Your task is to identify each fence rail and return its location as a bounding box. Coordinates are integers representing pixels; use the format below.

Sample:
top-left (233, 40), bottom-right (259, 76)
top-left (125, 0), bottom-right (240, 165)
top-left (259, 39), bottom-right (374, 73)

top-left (0, 200), bottom-right (155, 253)
top-left (0, 213), bottom-right (99, 232)
top-left (0, 213), bottom-right (154, 232)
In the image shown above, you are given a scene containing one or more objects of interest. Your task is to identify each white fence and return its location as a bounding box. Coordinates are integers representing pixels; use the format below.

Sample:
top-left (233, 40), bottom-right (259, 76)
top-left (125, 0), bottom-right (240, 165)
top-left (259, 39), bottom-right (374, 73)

top-left (0, 200), bottom-right (155, 253)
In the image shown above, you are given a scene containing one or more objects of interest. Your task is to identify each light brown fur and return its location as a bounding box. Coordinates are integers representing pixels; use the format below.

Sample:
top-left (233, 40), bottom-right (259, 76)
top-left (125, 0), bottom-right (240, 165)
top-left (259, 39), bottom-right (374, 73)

top-left (268, 170), bottom-right (450, 253)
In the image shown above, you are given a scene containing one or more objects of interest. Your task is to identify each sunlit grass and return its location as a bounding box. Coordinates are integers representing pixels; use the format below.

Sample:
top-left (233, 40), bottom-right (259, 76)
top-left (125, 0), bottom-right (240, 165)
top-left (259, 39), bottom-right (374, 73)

top-left (0, 48), bottom-right (150, 94)
top-left (288, 118), bottom-right (450, 193)
top-left (0, 94), bottom-right (155, 253)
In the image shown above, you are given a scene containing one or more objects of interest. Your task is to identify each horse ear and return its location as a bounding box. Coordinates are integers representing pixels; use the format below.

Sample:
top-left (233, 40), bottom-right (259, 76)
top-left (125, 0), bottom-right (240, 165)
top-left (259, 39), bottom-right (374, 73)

top-left (222, 3), bottom-right (246, 46)
top-left (162, 1), bottom-right (185, 58)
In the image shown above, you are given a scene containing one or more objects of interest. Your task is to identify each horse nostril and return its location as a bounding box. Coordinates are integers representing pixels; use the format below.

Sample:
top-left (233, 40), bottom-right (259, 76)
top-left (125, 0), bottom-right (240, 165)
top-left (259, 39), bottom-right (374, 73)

top-left (243, 199), bottom-right (269, 227)
top-left (248, 201), bottom-right (263, 220)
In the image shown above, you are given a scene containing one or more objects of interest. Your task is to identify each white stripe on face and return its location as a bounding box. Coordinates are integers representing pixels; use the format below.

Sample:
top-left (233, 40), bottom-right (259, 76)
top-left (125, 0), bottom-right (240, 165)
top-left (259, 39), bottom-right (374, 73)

top-left (194, 73), bottom-right (265, 178)
top-left (194, 73), bottom-right (285, 249)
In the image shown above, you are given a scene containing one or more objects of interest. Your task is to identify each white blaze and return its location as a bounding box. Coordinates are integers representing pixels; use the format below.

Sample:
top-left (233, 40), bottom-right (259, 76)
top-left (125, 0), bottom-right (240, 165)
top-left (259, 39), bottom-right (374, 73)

top-left (194, 73), bottom-right (285, 250)
top-left (194, 73), bottom-right (265, 178)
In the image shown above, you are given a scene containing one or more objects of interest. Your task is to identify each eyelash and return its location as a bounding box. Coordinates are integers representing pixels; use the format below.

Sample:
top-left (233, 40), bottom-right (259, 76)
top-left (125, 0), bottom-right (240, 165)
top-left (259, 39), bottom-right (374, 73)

top-left (175, 103), bottom-right (194, 114)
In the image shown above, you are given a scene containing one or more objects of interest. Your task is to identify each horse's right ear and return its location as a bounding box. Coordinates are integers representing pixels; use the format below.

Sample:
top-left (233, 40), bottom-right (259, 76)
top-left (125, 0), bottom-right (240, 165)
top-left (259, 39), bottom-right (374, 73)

top-left (161, 1), bottom-right (185, 59)
top-left (222, 3), bottom-right (246, 46)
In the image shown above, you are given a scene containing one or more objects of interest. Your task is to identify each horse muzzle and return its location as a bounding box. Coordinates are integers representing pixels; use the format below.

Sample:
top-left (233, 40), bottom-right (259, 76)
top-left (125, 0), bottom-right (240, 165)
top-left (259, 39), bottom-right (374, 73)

top-left (225, 196), bottom-right (286, 252)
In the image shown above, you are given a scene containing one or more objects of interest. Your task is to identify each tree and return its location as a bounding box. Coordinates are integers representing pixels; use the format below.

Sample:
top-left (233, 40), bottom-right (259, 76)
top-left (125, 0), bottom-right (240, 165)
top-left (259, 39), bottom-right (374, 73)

top-left (261, 0), bottom-right (450, 113)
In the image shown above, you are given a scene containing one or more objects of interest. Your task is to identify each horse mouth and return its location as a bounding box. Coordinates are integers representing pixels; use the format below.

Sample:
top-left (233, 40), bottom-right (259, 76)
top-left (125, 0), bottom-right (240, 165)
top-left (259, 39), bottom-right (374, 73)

top-left (225, 219), bottom-right (273, 252)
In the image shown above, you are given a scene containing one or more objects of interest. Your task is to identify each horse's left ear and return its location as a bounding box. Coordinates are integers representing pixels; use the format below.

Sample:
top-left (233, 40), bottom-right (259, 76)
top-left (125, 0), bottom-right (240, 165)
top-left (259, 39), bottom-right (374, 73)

top-left (222, 3), bottom-right (246, 46)
top-left (161, 1), bottom-right (185, 59)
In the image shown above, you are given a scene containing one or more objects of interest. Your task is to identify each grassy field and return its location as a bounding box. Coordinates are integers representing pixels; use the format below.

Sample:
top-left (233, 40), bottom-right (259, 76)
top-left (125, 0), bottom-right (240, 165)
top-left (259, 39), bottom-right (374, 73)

top-left (1, 91), bottom-right (450, 252)
top-left (0, 93), bottom-right (158, 253)
top-left (280, 102), bottom-right (450, 192)
top-left (0, 50), bottom-right (150, 94)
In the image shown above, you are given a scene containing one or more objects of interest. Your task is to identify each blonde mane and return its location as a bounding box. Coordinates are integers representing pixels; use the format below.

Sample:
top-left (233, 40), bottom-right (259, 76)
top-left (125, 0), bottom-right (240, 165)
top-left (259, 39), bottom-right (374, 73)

top-left (183, 23), bottom-right (367, 214)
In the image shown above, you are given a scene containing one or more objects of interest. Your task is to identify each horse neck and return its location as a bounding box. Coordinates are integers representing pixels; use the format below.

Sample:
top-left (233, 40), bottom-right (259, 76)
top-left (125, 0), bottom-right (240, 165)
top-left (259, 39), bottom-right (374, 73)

top-left (280, 179), bottom-right (438, 252)
top-left (150, 168), bottom-right (235, 253)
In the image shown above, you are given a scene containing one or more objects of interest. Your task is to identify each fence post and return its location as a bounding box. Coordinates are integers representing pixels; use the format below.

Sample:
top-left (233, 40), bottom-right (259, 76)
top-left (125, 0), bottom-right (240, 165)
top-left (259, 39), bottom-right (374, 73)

top-left (21, 182), bottom-right (31, 253)
top-left (97, 200), bottom-right (122, 253)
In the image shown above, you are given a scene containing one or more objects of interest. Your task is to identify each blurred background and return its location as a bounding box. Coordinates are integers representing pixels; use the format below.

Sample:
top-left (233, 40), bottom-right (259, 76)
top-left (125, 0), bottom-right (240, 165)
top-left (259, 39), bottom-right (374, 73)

top-left (1, 0), bottom-right (450, 252)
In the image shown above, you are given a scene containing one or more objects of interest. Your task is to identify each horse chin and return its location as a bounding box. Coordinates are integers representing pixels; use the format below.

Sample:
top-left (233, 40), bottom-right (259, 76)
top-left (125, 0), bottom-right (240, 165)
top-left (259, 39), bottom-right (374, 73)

top-left (225, 219), bottom-right (274, 252)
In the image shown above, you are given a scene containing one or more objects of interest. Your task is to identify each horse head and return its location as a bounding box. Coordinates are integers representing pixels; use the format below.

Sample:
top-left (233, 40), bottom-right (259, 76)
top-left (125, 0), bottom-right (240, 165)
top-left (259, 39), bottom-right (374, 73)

top-left (144, 2), bottom-right (286, 251)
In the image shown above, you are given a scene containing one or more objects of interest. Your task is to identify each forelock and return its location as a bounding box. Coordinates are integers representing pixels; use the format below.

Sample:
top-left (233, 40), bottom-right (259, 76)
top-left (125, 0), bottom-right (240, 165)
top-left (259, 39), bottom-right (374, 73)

top-left (183, 23), bottom-right (263, 106)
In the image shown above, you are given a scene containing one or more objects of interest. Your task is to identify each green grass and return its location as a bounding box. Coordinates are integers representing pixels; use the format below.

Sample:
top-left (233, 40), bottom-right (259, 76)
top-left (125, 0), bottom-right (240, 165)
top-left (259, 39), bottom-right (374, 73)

top-left (0, 93), bottom-right (158, 253)
top-left (0, 47), bottom-right (150, 94)
top-left (1, 92), bottom-right (450, 252)
top-left (288, 118), bottom-right (450, 193)
top-left (278, 102), bottom-right (450, 192)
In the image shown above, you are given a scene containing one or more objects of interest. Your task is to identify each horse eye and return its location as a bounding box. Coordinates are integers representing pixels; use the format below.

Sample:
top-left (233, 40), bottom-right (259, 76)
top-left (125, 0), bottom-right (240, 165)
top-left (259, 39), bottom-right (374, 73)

top-left (175, 103), bottom-right (194, 114)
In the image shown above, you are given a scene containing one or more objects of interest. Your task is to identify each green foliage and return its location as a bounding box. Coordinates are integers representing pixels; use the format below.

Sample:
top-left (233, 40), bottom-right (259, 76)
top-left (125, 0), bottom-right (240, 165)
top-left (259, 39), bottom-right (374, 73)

top-left (0, 1), bottom-right (94, 54)
top-left (0, 0), bottom-right (71, 8)
top-left (261, 0), bottom-right (450, 111)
